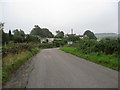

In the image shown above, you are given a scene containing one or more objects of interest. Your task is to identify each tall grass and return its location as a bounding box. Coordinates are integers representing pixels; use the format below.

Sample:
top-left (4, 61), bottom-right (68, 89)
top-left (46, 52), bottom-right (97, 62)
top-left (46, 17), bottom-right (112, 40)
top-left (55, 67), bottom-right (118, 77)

top-left (2, 48), bottom-right (40, 83)
top-left (60, 47), bottom-right (118, 71)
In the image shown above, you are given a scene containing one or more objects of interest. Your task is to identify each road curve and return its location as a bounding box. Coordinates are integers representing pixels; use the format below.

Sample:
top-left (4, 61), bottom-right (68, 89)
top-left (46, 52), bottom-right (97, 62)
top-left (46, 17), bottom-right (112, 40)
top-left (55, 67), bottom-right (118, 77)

top-left (26, 48), bottom-right (118, 88)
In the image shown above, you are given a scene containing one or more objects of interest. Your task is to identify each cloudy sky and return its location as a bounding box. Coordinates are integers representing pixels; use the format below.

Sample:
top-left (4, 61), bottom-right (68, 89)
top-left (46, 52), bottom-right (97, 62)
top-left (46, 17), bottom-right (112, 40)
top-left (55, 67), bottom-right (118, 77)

top-left (0, 0), bottom-right (119, 35)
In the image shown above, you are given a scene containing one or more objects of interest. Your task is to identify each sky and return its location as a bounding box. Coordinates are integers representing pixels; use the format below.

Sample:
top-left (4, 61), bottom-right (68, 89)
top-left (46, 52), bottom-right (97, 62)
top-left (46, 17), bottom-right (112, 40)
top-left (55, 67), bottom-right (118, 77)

top-left (0, 0), bottom-right (119, 35)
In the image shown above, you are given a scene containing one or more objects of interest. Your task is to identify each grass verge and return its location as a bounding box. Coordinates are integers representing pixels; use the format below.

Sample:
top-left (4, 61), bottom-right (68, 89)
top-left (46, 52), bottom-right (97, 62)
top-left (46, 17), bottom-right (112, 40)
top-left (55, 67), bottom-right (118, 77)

top-left (2, 48), bottom-right (40, 83)
top-left (60, 47), bottom-right (118, 71)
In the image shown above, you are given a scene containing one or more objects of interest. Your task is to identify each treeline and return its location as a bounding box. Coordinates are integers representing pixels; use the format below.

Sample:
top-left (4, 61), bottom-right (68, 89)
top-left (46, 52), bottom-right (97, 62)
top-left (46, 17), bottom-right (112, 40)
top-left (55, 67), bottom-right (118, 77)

top-left (1, 23), bottom-right (68, 58)
top-left (1, 24), bottom-right (65, 46)
top-left (2, 26), bottom-right (51, 45)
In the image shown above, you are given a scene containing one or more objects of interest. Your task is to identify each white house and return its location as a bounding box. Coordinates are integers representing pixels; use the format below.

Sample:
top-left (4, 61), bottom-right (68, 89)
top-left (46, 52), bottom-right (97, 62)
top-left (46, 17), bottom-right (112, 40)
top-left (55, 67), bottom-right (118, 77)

top-left (67, 41), bottom-right (73, 45)
top-left (41, 38), bottom-right (47, 43)
top-left (40, 38), bottom-right (54, 43)
top-left (46, 38), bottom-right (54, 43)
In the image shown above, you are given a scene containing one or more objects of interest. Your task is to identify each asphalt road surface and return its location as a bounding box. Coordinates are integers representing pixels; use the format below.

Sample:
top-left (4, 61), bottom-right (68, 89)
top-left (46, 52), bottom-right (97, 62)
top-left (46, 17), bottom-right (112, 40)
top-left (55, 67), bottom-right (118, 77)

top-left (26, 48), bottom-right (118, 88)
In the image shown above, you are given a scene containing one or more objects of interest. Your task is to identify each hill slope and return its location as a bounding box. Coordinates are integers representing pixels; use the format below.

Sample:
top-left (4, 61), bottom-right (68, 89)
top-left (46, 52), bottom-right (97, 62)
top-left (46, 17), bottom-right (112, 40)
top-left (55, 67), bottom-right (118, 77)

top-left (95, 33), bottom-right (118, 40)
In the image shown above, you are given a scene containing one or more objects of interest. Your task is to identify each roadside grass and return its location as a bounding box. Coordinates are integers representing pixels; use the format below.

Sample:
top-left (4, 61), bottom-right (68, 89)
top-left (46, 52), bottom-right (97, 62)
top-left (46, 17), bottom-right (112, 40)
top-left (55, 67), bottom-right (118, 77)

top-left (2, 48), bottom-right (40, 83)
top-left (60, 47), bottom-right (118, 71)
top-left (0, 49), bottom-right (1, 84)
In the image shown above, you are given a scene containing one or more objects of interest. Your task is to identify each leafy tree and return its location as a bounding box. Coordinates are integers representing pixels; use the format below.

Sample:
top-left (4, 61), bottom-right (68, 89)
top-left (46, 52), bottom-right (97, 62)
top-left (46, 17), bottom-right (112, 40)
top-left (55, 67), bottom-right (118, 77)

top-left (12, 29), bottom-right (25, 43)
top-left (13, 29), bottom-right (25, 37)
top-left (42, 28), bottom-right (54, 38)
top-left (55, 30), bottom-right (64, 38)
top-left (67, 36), bottom-right (80, 42)
top-left (25, 35), bottom-right (40, 43)
top-left (19, 29), bottom-right (25, 37)
top-left (30, 25), bottom-right (54, 38)
top-left (13, 29), bottom-right (19, 36)
top-left (12, 35), bottom-right (24, 43)
top-left (84, 30), bottom-right (97, 40)
top-left (2, 31), bottom-right (9, 45)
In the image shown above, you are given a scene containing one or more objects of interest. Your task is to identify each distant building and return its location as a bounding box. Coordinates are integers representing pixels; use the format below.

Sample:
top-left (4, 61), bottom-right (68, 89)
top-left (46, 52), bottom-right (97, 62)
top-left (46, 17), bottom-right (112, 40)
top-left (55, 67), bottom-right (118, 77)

top-left (41, 38), bottom-right (47, 43)
top-left (46, 38), bottom-right (54, 43)
top-left (78, 35), bottom-right (84, 39)
top-left (64, 29), bottom-right (85, 39)
top-left (40, 38), bottom-right (54, 43)
top-left (67, 41), bottom-right (73, 45)
top-left (65, 34), bottom-right (85, 39)
top-left (64, 34), bottom-right (76, 37)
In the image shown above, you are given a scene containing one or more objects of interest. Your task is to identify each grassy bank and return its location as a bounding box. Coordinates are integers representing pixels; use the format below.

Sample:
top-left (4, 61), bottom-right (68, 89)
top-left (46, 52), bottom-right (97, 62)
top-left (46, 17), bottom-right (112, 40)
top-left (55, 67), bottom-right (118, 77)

top-left (60, 47), bottom-right (118, 71)
top-left (2, 48), bottom-right (40, 83)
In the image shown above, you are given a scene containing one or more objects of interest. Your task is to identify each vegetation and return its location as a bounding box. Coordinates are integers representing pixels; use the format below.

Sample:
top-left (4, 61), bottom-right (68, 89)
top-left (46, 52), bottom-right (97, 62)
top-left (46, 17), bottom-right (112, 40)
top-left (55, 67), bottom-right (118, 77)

top-left (67, 36), bottom-right (80, 42)
top-left (84, 30), bottom-right (97, 40)
top-left (1, 23), bottom-right (64, 83)
top-left (60, 39), bottom-right (119, 71)
top-left (60, 47), bottom-right (118, 71)
top-left (25, 35), bottom-right (40, 43)
top-left (30, 25), bottom-right (54, 38)
top-left (55, 30), bottom-right (64, 38)
top-left (2, 48), bottom-right (40, 83)
top-left (78, 39), bottom-right (118, 55)
top-left (1, 22), bottom-right (119, 83)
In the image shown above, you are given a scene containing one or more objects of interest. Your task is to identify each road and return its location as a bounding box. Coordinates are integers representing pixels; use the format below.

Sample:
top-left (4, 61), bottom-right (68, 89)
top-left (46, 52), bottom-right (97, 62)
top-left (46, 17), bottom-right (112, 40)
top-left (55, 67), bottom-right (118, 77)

top-left (26, 48), bottom-right (118, 88)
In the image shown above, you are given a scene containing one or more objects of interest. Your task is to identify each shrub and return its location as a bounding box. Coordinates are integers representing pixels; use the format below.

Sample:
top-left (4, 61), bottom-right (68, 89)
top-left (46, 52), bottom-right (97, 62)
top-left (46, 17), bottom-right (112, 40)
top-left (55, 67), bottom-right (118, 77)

top-left (77, 39), bottom-right (118, 55)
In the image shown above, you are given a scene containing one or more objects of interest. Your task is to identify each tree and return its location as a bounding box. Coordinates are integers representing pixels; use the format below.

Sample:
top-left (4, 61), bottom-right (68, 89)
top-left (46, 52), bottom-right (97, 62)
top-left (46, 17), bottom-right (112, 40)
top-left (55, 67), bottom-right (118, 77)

top-left (42, 28), bottom-right (54, 38)
top-left (12, 35), bottom-right (24, 43)
top-left (25, 35), bottom-right (40, 43)
top-left (0, 23), bottom-right (4, 46)
top-left (9, 30), bottom-right (12, 41)
top-left (0, 22), bottom-right (4, 31)
top-left (0, 23), bottom-right (9, 45)
top-left (67, 36), bottom-right (80, 42)
top-left (13, 29), bottom-right (19, 36)
top-left (13, 29), bottom-right (25, 37)
top-left (55, 30), bottom-right (64, 38)
top-left (19, 29), bottom-right (25, 37)
top-left (30, 25), bottom-right (54, 38)
top-left (83, 30), bottom-right (97, 40)
top-left (12, 29), bottom-right (25, 43)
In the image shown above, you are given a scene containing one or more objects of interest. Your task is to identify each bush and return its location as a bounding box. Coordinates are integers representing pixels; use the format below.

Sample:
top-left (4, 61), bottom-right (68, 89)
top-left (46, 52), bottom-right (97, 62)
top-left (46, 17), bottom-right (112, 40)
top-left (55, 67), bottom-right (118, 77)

top-left (77, 39), bottom-right (118, 55)
top-left (53, 40), bottom-right (66, 47)
top-left (25, 35), bottom-right (40, 43)
top-left (12, 35), bottom-right (25, 43)
top-left (60, 47), bottom-right (118, 71)
top-left (2, 43), bottom-right (34, 57)
top-left (38, 43), bottom-right (56, 48)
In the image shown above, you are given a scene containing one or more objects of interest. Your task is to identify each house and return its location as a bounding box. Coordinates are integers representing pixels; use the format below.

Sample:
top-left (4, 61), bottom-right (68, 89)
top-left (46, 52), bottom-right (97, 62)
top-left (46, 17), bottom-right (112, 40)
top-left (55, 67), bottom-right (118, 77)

top-left (40, 38), bottom-right (55, 43)
top-left (46, 38), bottom-right (54, 43)
top-left (67, 41), bottom-right (73, 45)
top-left (65, 34), bottom-right (85, 39)
top-left (41, 38), bottom-right (47, 43)
top-left (78, 35), bottom-right (84, 39)
top-left (64, 34), bottom-right (76, 37)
